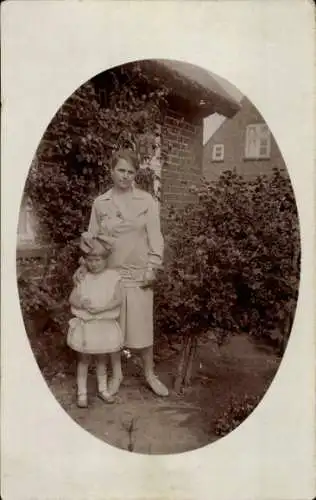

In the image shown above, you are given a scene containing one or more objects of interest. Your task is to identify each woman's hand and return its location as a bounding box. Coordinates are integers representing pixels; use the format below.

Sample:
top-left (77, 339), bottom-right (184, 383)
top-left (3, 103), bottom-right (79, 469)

top-left (101, 299), bottom-right (120, 311)
top-left (85, 300), bottom-right (120, 314)
top-left (141, 268), bottom-right (156, 289)
top-left (73, 265), bottom-right (87, 285)
top-left (84, 302), bottom-right (104, 315)
top-left (86, 305), bottom-right (102, 314)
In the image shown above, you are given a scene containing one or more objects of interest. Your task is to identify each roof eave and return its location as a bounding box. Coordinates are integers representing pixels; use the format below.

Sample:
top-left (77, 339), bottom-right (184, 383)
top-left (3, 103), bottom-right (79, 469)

top-left (211, 97), bottom-right (241, 118)
top-left (187, 95), bottom-right (241, 119)
top-left (149, 61), bottom-right (241, 118)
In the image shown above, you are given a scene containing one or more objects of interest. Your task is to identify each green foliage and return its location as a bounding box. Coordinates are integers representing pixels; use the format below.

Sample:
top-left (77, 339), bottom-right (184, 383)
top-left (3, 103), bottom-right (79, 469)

top-left (18, 60), bottom-right (299, 383)
top-left (17, 254), bottom-right (75, 379)
top-left (213, 394), bottom-right (261, 436)
top-left (18, 167), bottom-right (300, 382)
top-left (18, 268), bottom-right (57, 315)
top-left (25, 63), bottom-right (168, 244)
top-left (154, 169), bottom-right (300, 352)
top-left (19, 63), bottom-right (169, 378)
top-left (21, 62), bottom-right (168, 311)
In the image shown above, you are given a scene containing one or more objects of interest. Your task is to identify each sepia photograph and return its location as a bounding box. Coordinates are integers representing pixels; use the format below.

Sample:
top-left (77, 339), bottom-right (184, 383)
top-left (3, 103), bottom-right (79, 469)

top-left (16, 58), bottom-right (301, 455)
top-left (3, 1), bottom-right (315, 498)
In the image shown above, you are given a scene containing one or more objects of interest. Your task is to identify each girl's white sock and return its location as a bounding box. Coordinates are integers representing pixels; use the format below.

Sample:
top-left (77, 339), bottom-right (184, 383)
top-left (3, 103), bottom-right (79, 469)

top-left (96, 362), bottom-right (108, 393)
top-left (77, 361), bottom-right (89, 395)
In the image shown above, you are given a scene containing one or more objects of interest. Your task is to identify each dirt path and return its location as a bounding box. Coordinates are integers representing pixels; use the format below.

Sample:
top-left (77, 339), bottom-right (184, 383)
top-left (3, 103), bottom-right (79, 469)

top-left (50, 334), bottom-right (281, 454)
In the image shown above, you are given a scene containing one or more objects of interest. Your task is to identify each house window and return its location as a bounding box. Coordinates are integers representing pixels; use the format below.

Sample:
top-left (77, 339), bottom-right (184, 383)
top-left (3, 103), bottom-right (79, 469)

top-left (245, 123), bottom-right (271, 159)
top-left (18, 200), bottom-right (35, 243)
top-left (212, 144), bottom-right (224, 162)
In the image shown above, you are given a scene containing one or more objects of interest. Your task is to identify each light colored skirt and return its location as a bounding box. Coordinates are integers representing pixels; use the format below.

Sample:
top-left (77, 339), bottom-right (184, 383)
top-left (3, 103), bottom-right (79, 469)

top-left (118, 268), bottom-right (154, 349)
top-left (67, 317), bottom-right (124, 354)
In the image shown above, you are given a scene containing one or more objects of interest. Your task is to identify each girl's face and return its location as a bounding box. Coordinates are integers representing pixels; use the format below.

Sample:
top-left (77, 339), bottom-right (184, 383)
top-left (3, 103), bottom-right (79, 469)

top-left (85, 254), bottom-right (107, 274)
top-left (111, 158), bottom-right (136, 191)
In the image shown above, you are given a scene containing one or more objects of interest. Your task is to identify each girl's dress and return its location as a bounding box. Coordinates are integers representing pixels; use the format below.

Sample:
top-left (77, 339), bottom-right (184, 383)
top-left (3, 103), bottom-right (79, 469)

top-left (67, 269), bottom-right (123, 354)
top-left (88, 187), bottom-right (164, 349)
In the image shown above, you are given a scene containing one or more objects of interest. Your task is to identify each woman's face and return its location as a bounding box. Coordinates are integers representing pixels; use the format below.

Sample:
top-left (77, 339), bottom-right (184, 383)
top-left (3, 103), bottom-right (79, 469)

top-left (111, 158), bottom-right (136, 190)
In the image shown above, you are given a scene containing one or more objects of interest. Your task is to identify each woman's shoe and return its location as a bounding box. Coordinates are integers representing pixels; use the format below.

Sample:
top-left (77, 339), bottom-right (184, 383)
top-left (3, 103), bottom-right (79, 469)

top-left (145, 373), bottom-right (169, 397)
top-left (77, 393), bottom-right (88, 408)
top-left (97, 390), bottom-right (115, 404)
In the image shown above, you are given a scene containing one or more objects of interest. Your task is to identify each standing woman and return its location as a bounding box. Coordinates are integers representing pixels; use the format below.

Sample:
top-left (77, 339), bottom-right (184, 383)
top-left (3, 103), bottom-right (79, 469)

top-left (87, 149), bottom-right (169, 397)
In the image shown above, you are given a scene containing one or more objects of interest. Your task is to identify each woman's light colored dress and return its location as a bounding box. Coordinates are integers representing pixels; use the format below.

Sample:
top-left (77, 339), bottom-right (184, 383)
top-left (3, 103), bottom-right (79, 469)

top-left (67, 269), bottom-right (124, 354)
top-left (88, 187), bottom-right (163, 349)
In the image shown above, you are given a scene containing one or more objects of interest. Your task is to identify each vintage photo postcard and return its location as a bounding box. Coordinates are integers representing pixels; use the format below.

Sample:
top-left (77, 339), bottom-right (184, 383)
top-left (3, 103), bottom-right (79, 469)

top-left (1, 1), bottom-right (315, 499)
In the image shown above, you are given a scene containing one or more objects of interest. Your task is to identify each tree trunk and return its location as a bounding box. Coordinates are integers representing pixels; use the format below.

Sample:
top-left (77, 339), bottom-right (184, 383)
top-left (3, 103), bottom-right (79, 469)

top-left (174, 336), bottom-right (190, 392)
top-left (174, 336), bottom-right (198, 392)
top-left (183, 337), bottom-right (198, 387)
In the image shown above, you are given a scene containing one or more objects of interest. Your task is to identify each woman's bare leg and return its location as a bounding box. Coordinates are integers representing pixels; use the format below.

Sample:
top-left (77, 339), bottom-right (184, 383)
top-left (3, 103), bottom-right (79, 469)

top-left (141, 345), bottom-right (169, 397)
top-left (108, 351), bottom-right (123, 396)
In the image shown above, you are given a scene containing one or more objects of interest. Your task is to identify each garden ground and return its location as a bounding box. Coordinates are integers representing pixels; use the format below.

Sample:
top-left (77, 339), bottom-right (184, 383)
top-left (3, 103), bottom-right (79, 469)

top-left (49, 333), bottom-right (281, 454)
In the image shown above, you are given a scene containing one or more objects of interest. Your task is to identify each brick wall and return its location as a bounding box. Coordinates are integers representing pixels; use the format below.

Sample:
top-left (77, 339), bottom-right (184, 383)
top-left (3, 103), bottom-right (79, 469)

top-left (203, 97), bottom-right (287, 182)
top-left (161, 109), bottom-right (202, 210)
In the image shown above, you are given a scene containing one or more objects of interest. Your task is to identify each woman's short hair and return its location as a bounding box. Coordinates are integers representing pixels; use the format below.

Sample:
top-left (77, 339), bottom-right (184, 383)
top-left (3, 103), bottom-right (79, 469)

top-left (111, 149), bottom-right (139, 172)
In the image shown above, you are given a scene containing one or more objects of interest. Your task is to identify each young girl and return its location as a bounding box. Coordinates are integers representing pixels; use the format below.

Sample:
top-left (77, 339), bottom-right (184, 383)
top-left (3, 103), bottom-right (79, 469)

top-left (67, 232), bottom-right (124, 408)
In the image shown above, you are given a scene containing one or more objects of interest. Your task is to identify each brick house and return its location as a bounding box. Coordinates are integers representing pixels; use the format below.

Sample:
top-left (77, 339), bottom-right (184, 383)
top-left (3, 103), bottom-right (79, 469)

top-left (17, 60), bottom-right (240, 255)
top-left (203, 96), bottom-right (287, 182)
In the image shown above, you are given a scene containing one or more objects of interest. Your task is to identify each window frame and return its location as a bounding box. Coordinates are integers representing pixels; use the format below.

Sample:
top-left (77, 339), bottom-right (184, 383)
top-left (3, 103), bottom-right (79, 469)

top-left (17, 200), bottom-right (36, 243)
top-left (244, 123), bottom-right (271, 160)
top-left (211, 143), bottom-right (225, 162)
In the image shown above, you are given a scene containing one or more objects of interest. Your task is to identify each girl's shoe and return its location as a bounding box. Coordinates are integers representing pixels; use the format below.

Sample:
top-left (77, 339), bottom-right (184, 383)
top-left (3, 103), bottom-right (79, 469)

top-left (97, 390), bottom-right (115, 404)
top-left (77, 393), bottom-right (88, 408)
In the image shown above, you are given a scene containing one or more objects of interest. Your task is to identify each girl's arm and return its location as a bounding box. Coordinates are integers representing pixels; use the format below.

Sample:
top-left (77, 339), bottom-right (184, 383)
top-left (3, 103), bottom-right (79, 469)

top-left (69, 286), bottom-right (84, 308)
top-left (85, 281), bottom-right (123, 314)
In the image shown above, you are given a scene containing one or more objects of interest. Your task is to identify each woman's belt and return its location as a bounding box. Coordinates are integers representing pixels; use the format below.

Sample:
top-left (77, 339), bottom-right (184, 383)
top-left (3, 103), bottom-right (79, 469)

top-left (117, 266), bottom-right (146, 287)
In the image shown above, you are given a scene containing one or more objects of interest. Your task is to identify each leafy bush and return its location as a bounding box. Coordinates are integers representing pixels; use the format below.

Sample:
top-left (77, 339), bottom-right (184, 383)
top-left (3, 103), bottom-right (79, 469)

top-left (19, 166), bottom-right (300, 382)
top-left (213, 394), bottom-right (261, 437)
top-left (154, 169), bottom-right (300, 354)
top-left (17, 62), bottom-right (300, 386)
top-left (18, 63), bottom-right (170, 378)
top-left (17, 252), bottom-right (75, 379)
top-left (20, 63), bottom-right (167, 309)
top-left (25, 62), bottom-right (167, 245)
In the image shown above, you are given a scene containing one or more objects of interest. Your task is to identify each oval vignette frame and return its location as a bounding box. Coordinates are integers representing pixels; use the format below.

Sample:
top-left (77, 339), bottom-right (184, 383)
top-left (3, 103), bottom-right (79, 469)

top-left (16, 59), bottom-right (301, 456)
